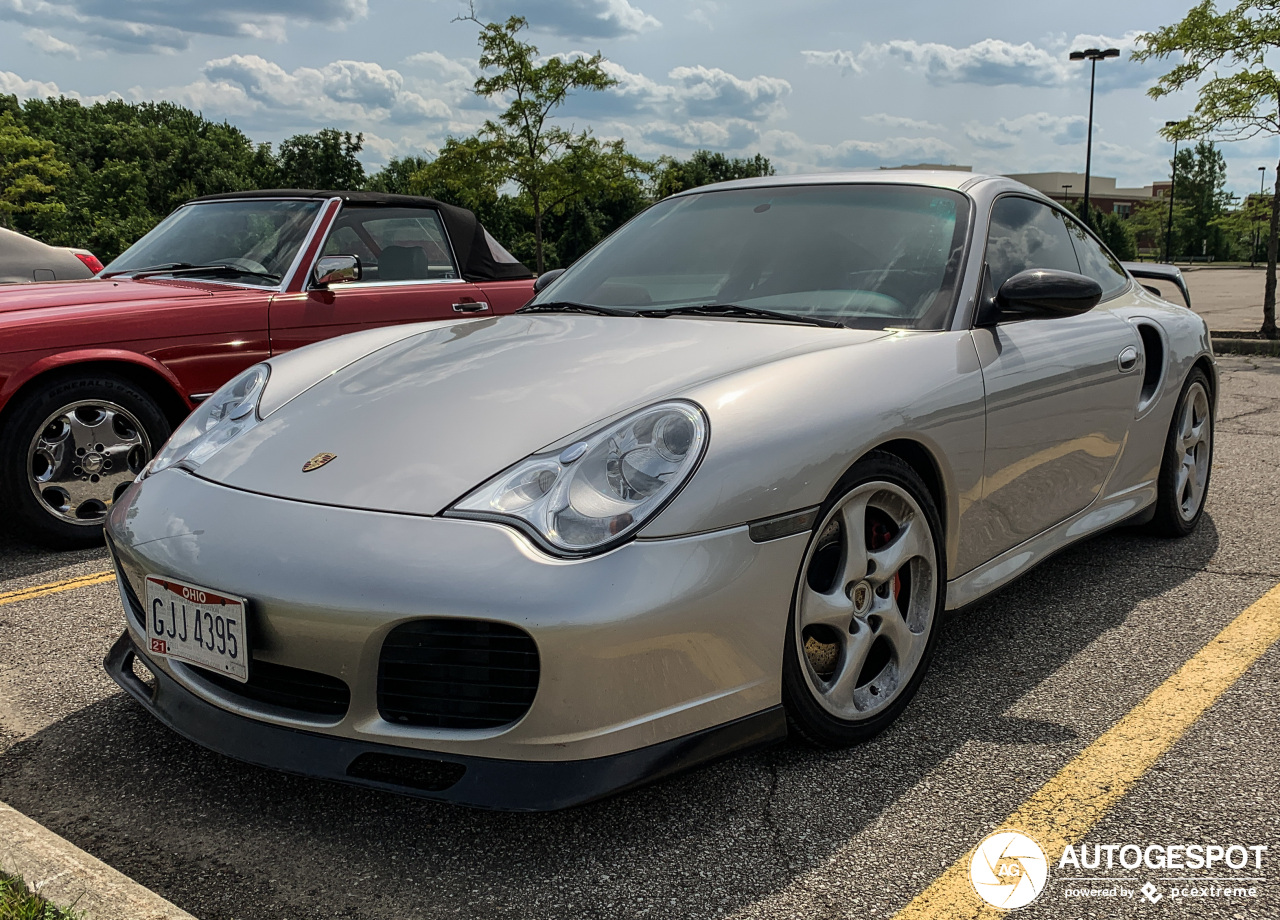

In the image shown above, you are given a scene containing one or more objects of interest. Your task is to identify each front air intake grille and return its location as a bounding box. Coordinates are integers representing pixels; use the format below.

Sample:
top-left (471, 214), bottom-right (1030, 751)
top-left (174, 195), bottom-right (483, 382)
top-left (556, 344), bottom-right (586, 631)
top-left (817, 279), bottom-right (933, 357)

top-left (378, 619), bottom-right (539, 729)
top-left (198, 660), bottom-right (351, 718)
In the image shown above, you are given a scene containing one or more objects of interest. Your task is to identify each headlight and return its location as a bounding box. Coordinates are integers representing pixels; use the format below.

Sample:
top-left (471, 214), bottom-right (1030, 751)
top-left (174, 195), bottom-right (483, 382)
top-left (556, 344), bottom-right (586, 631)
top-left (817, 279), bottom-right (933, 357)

top-left (447, 401), bottom-right (708, 555)
top-left (144, 363), bottom-right (270, 477)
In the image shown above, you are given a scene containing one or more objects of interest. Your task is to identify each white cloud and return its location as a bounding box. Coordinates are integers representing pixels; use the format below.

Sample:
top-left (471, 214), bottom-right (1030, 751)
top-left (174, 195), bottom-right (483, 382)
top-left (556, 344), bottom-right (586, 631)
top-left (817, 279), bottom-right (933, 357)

top-left (862, 113), bottom-right (943, 132)
top-left (23, 27), bottom-right (79, 57)
top-left (184, 55), bottom-right (452, 125)
top-left (856, 31), bottom-right (1155, 91)
top-left (474, 0), bottom-right (659, 39)
top-left (0, 69), bottom-right (116, 103)
top-left (638, 118), bottom-right (760, 149)
top-left (404, 51), bottom-right (476, 84)
top-left (965, 112), bottom-right (1088, 150)
top-left (668, 65), bottom-right (790, 118)
top-left (0, 0), bottom-right (368, 53)
top-left (558, 59), bottom-right (790, 125)
top-left (801, 49), bottom-right (861, 75)
top-left (865, 38), bottom-right (1066, 87)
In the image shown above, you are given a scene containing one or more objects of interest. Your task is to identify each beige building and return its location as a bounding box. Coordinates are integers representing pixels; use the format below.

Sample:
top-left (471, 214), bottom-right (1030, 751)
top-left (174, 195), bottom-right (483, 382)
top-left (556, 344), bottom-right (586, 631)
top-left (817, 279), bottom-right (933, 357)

top-left (1003, 172), bottom-right (1156, 217)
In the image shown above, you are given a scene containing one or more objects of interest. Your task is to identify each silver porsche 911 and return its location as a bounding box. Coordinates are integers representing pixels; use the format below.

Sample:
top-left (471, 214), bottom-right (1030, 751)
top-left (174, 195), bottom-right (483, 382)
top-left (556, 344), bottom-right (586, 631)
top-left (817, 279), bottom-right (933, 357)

top-left (103, 172), bottom-right (1215, 810)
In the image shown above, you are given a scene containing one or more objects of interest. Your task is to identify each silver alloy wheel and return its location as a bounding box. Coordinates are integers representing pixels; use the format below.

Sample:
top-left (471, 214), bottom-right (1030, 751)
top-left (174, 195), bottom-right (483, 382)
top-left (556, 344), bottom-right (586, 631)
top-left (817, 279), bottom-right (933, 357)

top-left (795, 480), bottom-right (938, 722)
top-left (26, 399), bottom-right (151, 526)
top-left (1175, 381), bottom-right (1212, 522)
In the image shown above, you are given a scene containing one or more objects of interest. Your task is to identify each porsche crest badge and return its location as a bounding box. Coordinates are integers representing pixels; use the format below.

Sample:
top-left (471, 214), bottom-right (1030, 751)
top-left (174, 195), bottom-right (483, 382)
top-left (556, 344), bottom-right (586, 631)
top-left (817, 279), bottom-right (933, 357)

top-left (302, 452), bottom-right (338, 472)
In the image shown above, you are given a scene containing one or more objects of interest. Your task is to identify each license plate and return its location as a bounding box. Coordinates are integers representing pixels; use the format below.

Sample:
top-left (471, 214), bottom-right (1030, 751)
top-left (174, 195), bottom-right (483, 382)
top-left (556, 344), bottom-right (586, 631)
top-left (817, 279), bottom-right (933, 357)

top-left (143, 575), bottom-right (248, 683)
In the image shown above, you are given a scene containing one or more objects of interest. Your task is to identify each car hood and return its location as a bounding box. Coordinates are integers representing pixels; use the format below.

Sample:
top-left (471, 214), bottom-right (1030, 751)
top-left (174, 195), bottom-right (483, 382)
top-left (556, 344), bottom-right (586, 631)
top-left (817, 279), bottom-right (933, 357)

top-left (194, 314), bottom-right (890, 515)
top-left (0, 277), bottom-right (231, 315)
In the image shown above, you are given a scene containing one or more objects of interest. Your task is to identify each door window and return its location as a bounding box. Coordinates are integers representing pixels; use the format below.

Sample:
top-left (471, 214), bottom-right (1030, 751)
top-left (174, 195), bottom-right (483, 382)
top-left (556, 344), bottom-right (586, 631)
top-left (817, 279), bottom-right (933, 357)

top-left (984, 197), bottom-right (1081, 292)
top-left (1063, 215), bottom-right (1130, 299)
top-left (322, 207), bottom-right (458, 282)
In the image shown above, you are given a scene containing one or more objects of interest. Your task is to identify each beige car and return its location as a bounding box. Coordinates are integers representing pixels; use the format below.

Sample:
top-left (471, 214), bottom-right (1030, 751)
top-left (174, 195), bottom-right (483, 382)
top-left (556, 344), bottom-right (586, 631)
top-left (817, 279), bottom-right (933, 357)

top-left (0, 226), bottom-right (101, 284)
top-left (104, 172), bottom-right (1215, 810)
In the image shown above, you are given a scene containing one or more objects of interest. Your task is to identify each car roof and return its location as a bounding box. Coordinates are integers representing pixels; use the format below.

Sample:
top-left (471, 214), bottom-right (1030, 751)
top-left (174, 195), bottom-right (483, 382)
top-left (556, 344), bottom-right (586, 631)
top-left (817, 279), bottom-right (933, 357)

top-left (189, 189), bottom-right (453, 210)
top-left (667, 170), bottom-right (1026, 198)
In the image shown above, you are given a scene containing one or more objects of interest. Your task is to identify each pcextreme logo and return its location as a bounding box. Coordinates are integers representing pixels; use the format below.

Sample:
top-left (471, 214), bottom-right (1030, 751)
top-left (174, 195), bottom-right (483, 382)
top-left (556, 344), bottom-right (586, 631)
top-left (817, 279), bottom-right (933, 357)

top-left (970, 830), bottom-right (1050, 909)
top-left (968, 829), bottom-right (1270, 910)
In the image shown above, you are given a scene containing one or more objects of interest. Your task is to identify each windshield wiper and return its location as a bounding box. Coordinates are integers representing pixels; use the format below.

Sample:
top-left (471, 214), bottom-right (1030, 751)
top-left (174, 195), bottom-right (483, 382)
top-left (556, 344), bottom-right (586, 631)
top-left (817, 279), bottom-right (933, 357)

top-left (101, 262), bottom-right (194, 278)
top-left (108, 263), bottom-right (281, 284)
top-left (517, 301), bottom-right (633, 317)
top-left (636, 303), bottom-right (845, 328)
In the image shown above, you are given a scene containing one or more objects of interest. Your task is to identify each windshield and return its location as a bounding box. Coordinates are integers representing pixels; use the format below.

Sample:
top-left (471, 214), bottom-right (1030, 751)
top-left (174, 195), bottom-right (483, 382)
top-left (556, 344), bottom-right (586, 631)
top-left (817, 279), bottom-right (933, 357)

top-left (535, 184), bottom-right (971, 330)
top-left (103, 199), bottom-right (324, 286)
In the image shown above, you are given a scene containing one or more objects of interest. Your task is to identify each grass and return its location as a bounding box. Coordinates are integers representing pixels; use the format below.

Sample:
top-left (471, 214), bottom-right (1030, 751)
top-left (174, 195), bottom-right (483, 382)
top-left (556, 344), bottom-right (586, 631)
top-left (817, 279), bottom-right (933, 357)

top-left (0, 872), bottom-right (81, 920)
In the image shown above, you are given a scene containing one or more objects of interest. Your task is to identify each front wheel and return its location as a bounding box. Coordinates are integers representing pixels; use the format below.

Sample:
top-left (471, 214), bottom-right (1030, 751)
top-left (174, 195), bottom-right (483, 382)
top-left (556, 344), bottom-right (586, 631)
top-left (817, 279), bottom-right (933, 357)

top-left (782, 452), bottom-right (946, 747)
top-left (0, 373), bottom-right (170, 549)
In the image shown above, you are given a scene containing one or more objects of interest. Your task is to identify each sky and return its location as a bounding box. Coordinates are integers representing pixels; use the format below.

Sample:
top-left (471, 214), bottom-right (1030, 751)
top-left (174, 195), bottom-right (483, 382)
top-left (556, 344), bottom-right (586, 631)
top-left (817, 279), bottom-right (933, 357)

top-left (1, 0), bottom-right (1276, 201)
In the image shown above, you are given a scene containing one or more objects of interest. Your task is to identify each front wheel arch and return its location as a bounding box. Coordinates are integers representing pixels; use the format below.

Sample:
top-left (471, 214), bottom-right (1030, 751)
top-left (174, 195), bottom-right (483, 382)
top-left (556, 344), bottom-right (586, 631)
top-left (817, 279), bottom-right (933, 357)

top-left (0, 359), bottom-right (191, 435)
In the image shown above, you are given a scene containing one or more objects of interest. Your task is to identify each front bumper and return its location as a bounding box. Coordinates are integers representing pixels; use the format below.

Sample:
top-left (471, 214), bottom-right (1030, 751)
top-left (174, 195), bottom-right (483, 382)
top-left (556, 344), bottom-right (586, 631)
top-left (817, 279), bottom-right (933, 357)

top-left (106, 632), bottom-right (785, 810)
top-left (104, 469), bottom-right (808, 801)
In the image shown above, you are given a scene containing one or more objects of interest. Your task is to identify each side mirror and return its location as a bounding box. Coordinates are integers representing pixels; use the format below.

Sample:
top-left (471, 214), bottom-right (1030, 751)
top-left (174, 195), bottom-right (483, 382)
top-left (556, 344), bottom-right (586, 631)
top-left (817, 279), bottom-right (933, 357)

top-left (532, 268), bottom-right (565, 294)
top-left (979, 269), bottom-right (1103, 324)
top-left (313, 255), bottom-right (361, 288)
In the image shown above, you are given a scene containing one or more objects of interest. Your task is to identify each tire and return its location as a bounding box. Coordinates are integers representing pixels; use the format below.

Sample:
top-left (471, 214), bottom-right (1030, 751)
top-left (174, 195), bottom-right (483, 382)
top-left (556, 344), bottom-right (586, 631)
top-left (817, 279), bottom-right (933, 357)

top-left (1147, 368), bottom-right (1214, 538)
top-left (0, 372), bottom-right (171, 549)
top-left (782, 451), bottom-right (947, 747)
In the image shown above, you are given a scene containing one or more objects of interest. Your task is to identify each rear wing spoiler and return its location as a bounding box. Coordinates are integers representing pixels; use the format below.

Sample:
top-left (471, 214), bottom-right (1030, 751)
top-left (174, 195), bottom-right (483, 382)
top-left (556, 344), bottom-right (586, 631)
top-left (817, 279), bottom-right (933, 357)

top-left (1121, 262), bottom-right (1191, 309)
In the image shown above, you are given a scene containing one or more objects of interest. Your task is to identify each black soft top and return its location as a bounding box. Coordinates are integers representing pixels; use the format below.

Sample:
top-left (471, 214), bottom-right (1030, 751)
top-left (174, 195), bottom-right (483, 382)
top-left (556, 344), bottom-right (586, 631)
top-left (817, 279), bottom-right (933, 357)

top-left (191, 189), bottom-right (534, 283)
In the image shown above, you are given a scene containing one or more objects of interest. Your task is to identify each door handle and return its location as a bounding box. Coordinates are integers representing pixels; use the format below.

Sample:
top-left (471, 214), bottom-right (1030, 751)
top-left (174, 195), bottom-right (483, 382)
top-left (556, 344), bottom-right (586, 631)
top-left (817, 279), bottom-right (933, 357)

top-left (1118, 345), bottom-right (1139, 372)
top-left (452, 301), bottom-right (490, 313)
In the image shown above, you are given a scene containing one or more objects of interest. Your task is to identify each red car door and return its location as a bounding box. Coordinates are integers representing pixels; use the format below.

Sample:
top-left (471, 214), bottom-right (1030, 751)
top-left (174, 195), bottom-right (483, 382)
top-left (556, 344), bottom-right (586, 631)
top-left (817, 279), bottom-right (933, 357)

top-left (269, 204), bottom-right (492, 354)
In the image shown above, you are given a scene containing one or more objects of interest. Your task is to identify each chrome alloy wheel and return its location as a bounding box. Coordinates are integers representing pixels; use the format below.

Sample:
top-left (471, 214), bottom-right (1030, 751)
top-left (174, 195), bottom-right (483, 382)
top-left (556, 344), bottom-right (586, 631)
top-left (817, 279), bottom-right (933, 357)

top-left (795, 480), bottom-right (938, 722)
top-left (1175, 381), bottom-right (1212, 522)
top-left (26, 399), bottom-right (151, 525)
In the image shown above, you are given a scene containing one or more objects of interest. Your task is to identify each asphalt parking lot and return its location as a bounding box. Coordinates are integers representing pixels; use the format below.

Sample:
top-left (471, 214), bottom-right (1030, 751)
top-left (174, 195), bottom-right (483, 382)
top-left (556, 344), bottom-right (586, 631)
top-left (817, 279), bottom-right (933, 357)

top-left (1, 354), bottom-right (1277, 920)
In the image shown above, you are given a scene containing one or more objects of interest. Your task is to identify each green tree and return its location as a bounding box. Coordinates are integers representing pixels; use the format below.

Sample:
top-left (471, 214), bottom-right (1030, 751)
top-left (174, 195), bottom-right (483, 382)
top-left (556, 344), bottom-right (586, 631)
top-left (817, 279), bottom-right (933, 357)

top-left (275, 128), bottom-right (365, 190)
top-left (1173, 141), bottom-right (1233, 259)
top-left (654, 150), bottom-right (774, 198)
top-left (10, 96), bottom-right (275, 259)
top-left (366, 155), bottom-right (433, 194)
top-left (0, 112), bottom-right (69, 230)
top-left (459, 9), bottom-right (618, 271)
top-left (1128, 198), bottom-right (1195, 260)
top-left (1211, 192), bottom-right (1272, 260)
top-left (1135, 0), bottom-right (1280, 335)
top-left (1066, 199), bottom-right (1140, 261)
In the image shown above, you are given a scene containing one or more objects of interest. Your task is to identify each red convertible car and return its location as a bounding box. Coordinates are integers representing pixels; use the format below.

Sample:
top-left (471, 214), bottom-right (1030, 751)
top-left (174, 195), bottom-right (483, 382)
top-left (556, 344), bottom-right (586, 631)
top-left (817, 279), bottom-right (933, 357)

top-left (0, 190), bottom-right (536, 548)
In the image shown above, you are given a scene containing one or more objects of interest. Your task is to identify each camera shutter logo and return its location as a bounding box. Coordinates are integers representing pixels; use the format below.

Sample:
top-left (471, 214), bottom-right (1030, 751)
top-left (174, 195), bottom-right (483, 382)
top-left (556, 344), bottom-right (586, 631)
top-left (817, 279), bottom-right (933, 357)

top-left (970, 830), bottom-right (1049, 909)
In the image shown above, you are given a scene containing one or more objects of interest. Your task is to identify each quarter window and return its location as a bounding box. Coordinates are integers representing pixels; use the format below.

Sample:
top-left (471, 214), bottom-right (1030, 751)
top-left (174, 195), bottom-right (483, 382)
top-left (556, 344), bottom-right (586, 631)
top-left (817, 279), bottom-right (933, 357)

top-left (322, 207), bottom-right (458, 282)
top-left (1063, 214), bottom-right (1129, 299)
top-left (984, 197), bottom-right (1081, 293)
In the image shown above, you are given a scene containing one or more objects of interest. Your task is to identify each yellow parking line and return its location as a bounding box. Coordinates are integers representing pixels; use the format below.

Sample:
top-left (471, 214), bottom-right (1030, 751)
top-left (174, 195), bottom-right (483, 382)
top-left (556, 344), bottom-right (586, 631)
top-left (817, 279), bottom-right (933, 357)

top-left (892, 580), bottom-right (1280, 920)
top-left (0, 571), bottom-right (116, 606)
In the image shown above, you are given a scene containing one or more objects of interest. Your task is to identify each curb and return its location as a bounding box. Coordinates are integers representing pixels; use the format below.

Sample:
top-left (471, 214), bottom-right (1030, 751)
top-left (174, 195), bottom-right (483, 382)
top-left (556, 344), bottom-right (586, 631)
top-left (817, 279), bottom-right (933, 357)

top-left (1211, 336), bottom-right (1280, 357)
top-left (0, 800), bottom-right (196, 920)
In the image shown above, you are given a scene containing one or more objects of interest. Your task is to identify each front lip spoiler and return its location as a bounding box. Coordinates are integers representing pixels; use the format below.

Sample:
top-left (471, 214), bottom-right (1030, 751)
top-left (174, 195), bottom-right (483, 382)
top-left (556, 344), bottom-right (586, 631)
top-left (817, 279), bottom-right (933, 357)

top-left (105, 632), bottom-right (787, 812)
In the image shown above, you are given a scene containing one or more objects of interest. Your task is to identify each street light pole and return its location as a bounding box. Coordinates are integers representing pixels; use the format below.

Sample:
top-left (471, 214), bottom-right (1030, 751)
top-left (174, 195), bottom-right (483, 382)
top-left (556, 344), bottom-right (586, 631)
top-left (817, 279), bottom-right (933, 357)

top-left (1062, 183), bottom-right (1073, 202)
top-left (1165, 120), bottom-right (1180, 262)
top-left (1070, 47), bottom-right (1119, 229)
top-left (1255, 166), bottom-right (1267, 268)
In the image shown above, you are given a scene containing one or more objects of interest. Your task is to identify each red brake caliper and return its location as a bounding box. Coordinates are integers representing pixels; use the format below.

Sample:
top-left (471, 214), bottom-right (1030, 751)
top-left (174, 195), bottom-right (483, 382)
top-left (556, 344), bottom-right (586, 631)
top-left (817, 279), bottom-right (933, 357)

top-left (868, 518), bottom-right (902, 601)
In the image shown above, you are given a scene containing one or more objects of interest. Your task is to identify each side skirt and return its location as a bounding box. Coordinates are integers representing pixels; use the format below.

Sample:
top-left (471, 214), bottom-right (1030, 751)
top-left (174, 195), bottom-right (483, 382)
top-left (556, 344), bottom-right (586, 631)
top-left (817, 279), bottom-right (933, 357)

top-left (946, 482), bottom-right (1157, 611)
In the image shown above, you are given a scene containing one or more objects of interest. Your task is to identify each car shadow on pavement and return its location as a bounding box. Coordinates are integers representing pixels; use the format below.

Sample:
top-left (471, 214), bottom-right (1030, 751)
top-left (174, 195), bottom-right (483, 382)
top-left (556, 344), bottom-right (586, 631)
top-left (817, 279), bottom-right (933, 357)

top-left (0, 521), bottom-right (108, 583)
top-left (0, 516), bottom-right (1221, 920)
